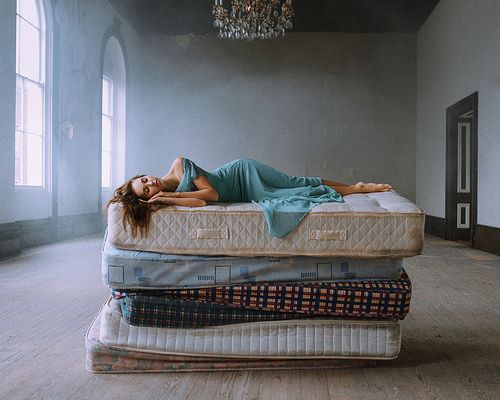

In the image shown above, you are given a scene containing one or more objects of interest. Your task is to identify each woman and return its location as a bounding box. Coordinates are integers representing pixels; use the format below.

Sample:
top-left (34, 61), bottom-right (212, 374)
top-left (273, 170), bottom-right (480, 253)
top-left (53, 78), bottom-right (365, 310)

top-left (108, 157), bottom-right (391, 238)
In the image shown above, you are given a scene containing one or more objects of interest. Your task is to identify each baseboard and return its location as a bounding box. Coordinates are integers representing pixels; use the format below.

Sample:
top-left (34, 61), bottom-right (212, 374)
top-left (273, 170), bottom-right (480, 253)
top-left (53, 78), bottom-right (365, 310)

top-left (56, 213), bottom-right (105, 241)
top-left (0, 213), bottom-right (104, 258)
top-left (473, 224), bottom-right (500, 256)
top-left (425, 215), bottom-right (446, 239)
top-left (425, 216), bottom-right (499, 255)
top-left (17, 218), bottom-right (57, 248)
top-left (0, 223), bottom-right (22, 257)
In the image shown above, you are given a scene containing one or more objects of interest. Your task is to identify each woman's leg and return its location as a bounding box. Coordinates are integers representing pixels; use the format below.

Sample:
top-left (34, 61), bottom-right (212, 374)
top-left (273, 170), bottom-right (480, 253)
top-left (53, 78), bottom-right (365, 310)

top-left (241, 160), bottom-right (391, 194)
top-left (322, 179), bottom-right (392, 195)
top-left (243, 159), bottom-right (320, 188)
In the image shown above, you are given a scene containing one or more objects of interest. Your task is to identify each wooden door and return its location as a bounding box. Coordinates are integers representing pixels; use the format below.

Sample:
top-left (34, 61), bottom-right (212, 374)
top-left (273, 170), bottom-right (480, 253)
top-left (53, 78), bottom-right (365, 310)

top-left (446, 93), bottom-right (478, 243)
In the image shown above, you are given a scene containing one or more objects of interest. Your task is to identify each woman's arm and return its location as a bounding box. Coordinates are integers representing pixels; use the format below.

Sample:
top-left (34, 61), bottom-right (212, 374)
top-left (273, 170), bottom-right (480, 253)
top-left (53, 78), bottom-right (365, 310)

top-left (142, 197), bottom-right (207, 207)
top-left (152, 175), bottom-right (219, 202)
top-left (189, 175), bottom-right (219, 201)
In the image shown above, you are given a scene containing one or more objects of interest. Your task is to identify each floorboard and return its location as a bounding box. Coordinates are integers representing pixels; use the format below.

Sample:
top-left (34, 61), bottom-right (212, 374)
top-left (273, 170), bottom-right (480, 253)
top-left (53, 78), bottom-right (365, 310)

top-left (0, 234), bottom-right (498, 400)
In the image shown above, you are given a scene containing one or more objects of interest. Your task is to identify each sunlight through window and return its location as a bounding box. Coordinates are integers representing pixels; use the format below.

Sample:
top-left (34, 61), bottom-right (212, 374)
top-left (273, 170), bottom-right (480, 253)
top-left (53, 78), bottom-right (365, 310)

top-left (101, 35), bottom-right (126, 192)
top-left (101, 76), bottom-right (113, 188)
top-left (15, 0), bottom-right (46, 186)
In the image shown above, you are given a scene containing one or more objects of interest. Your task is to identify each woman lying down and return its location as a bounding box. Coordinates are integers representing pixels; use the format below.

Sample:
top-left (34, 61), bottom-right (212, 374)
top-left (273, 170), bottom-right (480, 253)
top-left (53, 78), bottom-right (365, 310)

top-left (108, 157), bottom-right (391, 238)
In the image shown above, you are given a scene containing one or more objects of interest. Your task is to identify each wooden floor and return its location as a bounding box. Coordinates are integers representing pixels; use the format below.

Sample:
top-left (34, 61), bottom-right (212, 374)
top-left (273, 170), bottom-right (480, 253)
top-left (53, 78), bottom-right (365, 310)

top-left (0, 234), bottom-right (499, 400)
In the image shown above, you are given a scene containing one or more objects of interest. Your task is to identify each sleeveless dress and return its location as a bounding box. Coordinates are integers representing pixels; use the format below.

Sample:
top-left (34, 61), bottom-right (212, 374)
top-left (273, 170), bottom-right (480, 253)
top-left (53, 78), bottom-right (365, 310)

top-left (176, 158), bottom-right (344, 237)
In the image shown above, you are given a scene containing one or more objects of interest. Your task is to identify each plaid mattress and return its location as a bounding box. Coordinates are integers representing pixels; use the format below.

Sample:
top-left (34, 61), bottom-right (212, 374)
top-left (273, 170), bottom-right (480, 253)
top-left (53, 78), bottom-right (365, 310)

top-left (116, 272), bottom-right (411, 328)
top-left (120, 295), bottom-right (313, 328)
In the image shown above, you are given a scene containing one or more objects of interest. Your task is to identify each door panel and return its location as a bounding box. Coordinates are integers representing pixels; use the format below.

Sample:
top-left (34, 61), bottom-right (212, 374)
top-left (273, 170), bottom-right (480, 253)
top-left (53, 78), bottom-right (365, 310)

top-left (446, 93), bottom-right (477, 243)
top-left (457, 121), bottom-right (471, 194)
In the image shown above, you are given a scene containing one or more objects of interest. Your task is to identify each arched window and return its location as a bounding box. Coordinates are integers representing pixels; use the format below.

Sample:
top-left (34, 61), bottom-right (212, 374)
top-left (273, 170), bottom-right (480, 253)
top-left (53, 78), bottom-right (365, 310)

top-left (101, 36), bottom-right (126, 197)
top-left (15, 0), bottom-right (49, 187)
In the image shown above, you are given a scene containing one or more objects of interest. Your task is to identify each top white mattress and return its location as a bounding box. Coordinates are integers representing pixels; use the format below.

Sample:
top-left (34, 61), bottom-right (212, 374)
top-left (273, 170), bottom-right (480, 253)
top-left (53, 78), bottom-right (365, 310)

top-left (107, 191), bottom-right (425, 258)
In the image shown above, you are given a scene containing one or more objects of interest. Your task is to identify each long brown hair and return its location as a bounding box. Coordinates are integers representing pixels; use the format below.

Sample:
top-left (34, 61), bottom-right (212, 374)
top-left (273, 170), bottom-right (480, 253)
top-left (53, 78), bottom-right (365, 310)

top-left (107, 174), bottom-right (152, 237)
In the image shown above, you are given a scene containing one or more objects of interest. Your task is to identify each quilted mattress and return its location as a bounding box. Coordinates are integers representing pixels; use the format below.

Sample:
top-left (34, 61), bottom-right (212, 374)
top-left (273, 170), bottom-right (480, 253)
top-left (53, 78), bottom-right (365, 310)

top-left (107, 191), bottom-right (424, 257)
top-left (103, 240), bottom-right (403, 289)
top-left (99, 298), bottom-right (402, 359)
top-left (85, 309), bottom-right (377, 373)
top-left (116, 271), bottom-right (411, 327)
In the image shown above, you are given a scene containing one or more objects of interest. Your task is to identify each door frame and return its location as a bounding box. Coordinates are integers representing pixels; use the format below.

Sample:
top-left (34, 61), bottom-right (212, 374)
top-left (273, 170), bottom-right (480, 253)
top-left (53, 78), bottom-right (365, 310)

top-left (445, 92), bottom-right (478, 244)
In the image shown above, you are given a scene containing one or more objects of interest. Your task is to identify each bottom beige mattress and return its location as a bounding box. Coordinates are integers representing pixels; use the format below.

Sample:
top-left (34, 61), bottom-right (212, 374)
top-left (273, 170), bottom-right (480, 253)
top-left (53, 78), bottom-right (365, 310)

top-left (86, 316), bottom-right (377, 373)
top-left (86, 303), bottom-right (382, 373)
top-left (92, 298), bottom-right (402, 361)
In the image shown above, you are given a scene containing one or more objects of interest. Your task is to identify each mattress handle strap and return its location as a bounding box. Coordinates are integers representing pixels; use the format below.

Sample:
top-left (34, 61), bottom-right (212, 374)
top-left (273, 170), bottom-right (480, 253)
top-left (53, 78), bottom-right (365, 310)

top-left (191, 228), bottom-right (229, 240)
top-left (309, 229), bottom-right (347, 241)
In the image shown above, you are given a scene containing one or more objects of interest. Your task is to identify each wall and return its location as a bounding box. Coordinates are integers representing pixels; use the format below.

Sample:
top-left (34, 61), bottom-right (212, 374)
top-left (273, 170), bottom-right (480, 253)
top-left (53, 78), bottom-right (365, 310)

top-left (417, 0), bottom-right (500, 227)
top-left (54, 0), bottom-right (139, 217)
top-left (0, 0), bottom-right (140, 255)
top-left (0, 0), bottom-right (139, 224)
top-left (1, 2), bottom-right (419, 254)
top-left (127, 33), bottom-right (417, 200)
top-left (0, 1), bottom-right (16, 224)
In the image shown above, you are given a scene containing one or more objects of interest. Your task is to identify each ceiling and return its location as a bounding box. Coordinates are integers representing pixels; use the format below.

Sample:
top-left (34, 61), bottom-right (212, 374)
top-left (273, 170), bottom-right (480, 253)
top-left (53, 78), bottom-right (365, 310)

top-left (109, 0), bottom-right (440, 36)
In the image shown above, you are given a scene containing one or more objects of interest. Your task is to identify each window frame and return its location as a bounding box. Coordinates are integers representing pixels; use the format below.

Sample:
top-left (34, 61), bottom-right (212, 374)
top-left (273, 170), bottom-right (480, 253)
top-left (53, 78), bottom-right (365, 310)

top-left (101, 74), bottom-right (115, 189)
top-left (14, 0), bottom-right (52, 189)
top-left (13, 0), bottom-right (53, 220)
top-left (101, 34), bottom-right (127, 197)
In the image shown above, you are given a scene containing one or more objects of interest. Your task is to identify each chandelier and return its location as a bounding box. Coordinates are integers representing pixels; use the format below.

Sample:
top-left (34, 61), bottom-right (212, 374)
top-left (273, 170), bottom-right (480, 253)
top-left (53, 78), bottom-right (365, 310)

top-left (213, 0), bottom-right (294, 41)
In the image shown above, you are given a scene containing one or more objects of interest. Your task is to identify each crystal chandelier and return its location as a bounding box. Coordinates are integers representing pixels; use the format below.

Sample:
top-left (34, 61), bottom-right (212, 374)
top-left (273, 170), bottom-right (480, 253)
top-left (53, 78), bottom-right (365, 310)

top-left (213, 0), bottom-right (294, 41)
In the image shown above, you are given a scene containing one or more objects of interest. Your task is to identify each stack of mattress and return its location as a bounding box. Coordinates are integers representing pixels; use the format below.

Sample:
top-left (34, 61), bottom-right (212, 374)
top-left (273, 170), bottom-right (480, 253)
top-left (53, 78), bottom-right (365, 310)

top-left (86, 191), bottom-right (424, 373)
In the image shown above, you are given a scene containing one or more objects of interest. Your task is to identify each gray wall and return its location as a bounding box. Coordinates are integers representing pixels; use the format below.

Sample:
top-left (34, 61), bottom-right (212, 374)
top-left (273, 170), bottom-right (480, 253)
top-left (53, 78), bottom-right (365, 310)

top-left (53, 0), bottom-right (140, 217)
top-left (127, 33), bottom-right (417, 200)
top-left (416, 0), bottom-right (500, 227)
top-left (0, 0), bottom-right (140, 224)
top-left (0, 1), bottom-right (16, 224)
top-left (1, 1), bottom-right (418, 229)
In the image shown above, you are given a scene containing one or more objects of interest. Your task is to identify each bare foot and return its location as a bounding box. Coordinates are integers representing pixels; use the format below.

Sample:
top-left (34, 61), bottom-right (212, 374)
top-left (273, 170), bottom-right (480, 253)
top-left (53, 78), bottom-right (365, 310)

top-left (354, 182), bottom-right (392, 193)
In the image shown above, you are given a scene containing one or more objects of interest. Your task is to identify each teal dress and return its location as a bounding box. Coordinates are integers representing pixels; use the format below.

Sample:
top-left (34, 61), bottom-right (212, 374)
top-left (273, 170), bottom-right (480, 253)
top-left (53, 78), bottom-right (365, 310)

top-left (176, 158), bottom-right (344, 237)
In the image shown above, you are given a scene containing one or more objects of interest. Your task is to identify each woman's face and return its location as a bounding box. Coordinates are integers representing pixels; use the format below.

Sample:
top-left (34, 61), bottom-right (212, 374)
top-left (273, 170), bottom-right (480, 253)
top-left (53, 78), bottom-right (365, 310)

top-left (131, 175), bottom-right (162, 199)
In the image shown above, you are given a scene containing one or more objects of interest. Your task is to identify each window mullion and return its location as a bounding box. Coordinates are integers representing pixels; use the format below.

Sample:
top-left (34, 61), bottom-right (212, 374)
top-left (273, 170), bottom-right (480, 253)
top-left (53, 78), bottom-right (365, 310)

top-left (38, 28), bottom-right (45, 82)
top-left (109, 100), bottom-right (114, 187)
top-left (22, 78), bottom-right (28, 185)
top-left (18, 14), bottom-right (39, 30)
top-left (20, 74), bottom-right (43, 87)
top-left (110, 114), bottom-right (114, 187)
top-left (16, 15), bottom-right (20, 74)
top-left (22, 133), bottom-right (28, 186)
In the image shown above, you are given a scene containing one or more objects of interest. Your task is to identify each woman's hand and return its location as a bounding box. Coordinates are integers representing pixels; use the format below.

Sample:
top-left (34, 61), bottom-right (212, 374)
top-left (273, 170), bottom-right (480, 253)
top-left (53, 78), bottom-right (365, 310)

top-left (147, 191), bottom-right (177, 203)
top-left (140, 196), bottom-right (172, 205)
top-left (140, 193), bottom-right (207, 208)
top-left (139, 191), bottom-right (177, 207)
